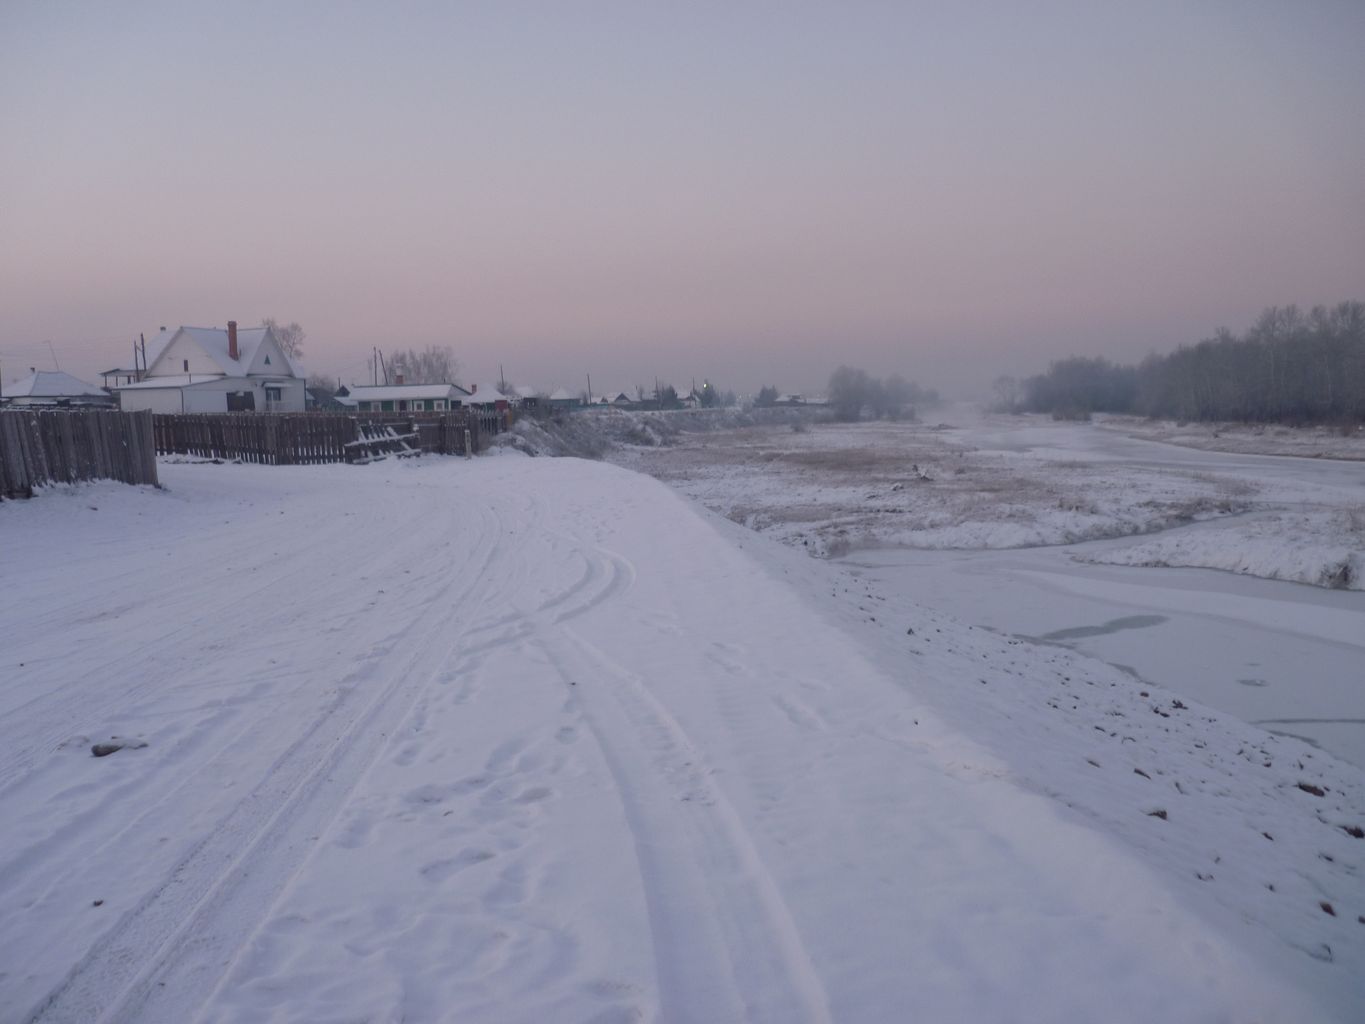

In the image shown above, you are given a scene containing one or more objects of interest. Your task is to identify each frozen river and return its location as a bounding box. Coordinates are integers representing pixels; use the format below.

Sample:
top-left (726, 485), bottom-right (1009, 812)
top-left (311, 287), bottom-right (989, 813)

top-left (843, 420), bottom-right (1365, 767)
top-left (843, 539), bottom-right (1365, 767)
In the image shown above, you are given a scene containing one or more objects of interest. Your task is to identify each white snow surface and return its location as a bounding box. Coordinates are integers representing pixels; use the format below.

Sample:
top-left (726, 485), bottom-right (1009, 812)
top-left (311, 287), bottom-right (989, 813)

top-left (1081, 508), bottom-right (1364, 589)
top-left (1, 455), bottom-right (1363, 1023)
top-left (609, 407), bottom-right (1365, 586)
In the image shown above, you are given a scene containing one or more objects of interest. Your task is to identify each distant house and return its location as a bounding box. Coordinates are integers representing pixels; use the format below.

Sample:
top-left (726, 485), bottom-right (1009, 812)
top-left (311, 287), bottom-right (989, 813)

top-left (113, 322), bottom-right (305, 414)
top-left (0, 370), bottom-right (115, 409)
top-left (547, 388), bottom-right (581, 412)
top-left (467, 384), bottom-right (510, 412)
top-left (347, 382), bottom-right (472, 412)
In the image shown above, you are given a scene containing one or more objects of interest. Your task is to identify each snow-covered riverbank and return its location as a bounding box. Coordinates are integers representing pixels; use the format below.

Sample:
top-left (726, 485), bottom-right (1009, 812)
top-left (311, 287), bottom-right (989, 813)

top-left (611, 408), bottom-right (1365, 588)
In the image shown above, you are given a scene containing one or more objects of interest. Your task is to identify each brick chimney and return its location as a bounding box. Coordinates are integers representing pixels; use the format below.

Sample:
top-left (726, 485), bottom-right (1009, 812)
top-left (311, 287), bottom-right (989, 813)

top-left (395, 373), bottom-right (404, 385)
top-left (471, 383), bottom-right (477, 393)
top-left (227, 320), bottom-right (238, 361)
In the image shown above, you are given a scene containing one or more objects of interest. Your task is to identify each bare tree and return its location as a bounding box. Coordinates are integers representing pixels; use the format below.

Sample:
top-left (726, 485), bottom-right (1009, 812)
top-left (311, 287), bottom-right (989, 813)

top-left (827, 365), bottom-right (871, 421)
top-left (261, 318), bottom-right (305, 360)
top-left (388, 345), bottom-right (460, 384)
top-left (991, 375), bottom-right (1021, 413)
top-left (305, 372), bottom-right (336, 393)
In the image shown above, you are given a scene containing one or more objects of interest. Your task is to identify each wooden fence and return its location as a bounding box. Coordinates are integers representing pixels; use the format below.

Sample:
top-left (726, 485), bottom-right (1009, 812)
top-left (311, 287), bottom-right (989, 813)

top-left (0, 409), bottom-right (159, 499)
top-left (153, 413), bottom-right (358, 464)
top-left (152, 410), bottom-right (500, 465)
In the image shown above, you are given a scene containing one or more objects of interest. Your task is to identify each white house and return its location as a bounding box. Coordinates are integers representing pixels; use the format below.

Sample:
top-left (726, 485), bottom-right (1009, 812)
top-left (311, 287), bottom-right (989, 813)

top-left (547, 387), bottom-right (582, 412)
top-left (113, 322), bottom-right (305, 414)
top-left (0, 370), bottom-right (114, 408)
top-left (346, 382), bottom-right (472, 412)
top-left (466, 384), bottom-right (510, 410)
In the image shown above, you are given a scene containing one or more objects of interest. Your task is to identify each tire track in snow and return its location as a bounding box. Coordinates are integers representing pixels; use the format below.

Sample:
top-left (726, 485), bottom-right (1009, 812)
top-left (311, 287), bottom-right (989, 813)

top-left (0, 499), bottom-right (452, 799)
top-left (531, 546), bottom-right (833, 1024)
top-left (0, 523), bottom-right (466, 906)
top-left (22, 501), bottom-right (505, 1024)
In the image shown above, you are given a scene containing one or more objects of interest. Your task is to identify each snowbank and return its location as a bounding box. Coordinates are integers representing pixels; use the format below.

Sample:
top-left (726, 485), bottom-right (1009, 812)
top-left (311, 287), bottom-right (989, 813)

top-left (1083, 509), bottom-right (1365, 590)
top-left (1100, 414), bottom-right (1365, 461)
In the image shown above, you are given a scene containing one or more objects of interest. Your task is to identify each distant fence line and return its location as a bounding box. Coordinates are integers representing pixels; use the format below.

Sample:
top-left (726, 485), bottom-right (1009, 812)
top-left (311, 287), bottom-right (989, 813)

top-left (0, 409), bottom-right (506, 498)
top-left (0, 409), bottom-right (159, 499)
top-left (153, 410), bottom-right (505, 464)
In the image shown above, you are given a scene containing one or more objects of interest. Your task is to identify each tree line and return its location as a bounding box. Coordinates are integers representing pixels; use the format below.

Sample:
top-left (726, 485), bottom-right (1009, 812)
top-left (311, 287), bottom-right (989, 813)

top-left (823, 367), bottom-right (940, 421)
top-left (1000, 302), bottom-right (1365, 424)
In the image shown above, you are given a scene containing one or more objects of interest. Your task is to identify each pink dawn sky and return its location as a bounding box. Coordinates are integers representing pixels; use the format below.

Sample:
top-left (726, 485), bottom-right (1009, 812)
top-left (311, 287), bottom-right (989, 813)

top-left (2, 1), bottom-right (1363, 397)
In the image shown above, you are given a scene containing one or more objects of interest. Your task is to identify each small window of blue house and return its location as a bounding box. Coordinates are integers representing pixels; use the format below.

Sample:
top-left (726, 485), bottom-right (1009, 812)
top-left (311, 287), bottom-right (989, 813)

top-left (264, 355), bottom-right (271, 365)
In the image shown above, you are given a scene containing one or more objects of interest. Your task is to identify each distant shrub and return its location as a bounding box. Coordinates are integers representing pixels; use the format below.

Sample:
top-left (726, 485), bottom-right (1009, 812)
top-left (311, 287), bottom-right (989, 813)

top-left (1051, 407), bottom-right (1092, 422)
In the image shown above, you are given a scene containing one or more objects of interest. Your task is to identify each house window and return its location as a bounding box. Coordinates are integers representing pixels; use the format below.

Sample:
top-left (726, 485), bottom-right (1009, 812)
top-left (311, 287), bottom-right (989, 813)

top-left (183, 359), bottom-right (189, 372)
top-left (264, 355), bottom-right (271, 365)
top-left (434, 400), bottom-right (445, 411)
top-left (411, 400), bottom-right (425, 411)
top-left (265, 386), bottom-right (283, 412)
top-left (227, 391), bottom-right (255, 412)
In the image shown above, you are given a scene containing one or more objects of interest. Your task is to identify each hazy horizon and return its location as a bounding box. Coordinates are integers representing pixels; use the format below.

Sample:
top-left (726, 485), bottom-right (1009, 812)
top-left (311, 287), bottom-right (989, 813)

top-left (4, 1), bottom-right (1363, 398)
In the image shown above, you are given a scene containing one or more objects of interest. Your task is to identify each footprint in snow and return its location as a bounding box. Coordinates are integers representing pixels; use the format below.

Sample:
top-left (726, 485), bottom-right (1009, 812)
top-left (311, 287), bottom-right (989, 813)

top-left (420, 848), bottom-right (495, 883)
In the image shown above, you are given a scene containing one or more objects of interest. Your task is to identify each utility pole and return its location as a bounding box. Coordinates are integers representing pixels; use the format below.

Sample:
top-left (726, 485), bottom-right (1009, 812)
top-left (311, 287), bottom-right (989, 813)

top-left (586, 373), bottom-right (592, 403)
top-left (46, 340), bottom-right (60, 371)
top-left (140, 335), bottom-right (147, 378)
top-left (499, 363), bottom-right (506, 392)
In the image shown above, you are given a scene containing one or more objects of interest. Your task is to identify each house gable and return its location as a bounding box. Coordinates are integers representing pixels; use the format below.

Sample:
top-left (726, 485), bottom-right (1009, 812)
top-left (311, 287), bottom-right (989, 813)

top-left (147, 329), bottom-right (224, 378)
top-left (243, 328), bottom-right (294, 377)
top-left (143, 325), bottom-right (299, 381)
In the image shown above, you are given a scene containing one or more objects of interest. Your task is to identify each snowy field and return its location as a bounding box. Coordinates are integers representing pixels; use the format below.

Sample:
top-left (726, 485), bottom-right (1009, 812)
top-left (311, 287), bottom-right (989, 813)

top-left (1, 450), bottom-right (1363, 1022)
top-left (611, 407), bottom-right (1365, 588)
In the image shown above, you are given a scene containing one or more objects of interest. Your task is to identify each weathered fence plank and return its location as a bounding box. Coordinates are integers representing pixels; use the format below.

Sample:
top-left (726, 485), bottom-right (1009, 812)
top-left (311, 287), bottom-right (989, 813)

top-left (0, 410), bottom-right (160, 498)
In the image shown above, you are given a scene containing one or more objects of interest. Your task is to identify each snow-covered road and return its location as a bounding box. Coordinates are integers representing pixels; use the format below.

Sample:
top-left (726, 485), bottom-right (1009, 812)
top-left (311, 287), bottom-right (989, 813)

top-left (2, 456), bottom-right (1360, 1022)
